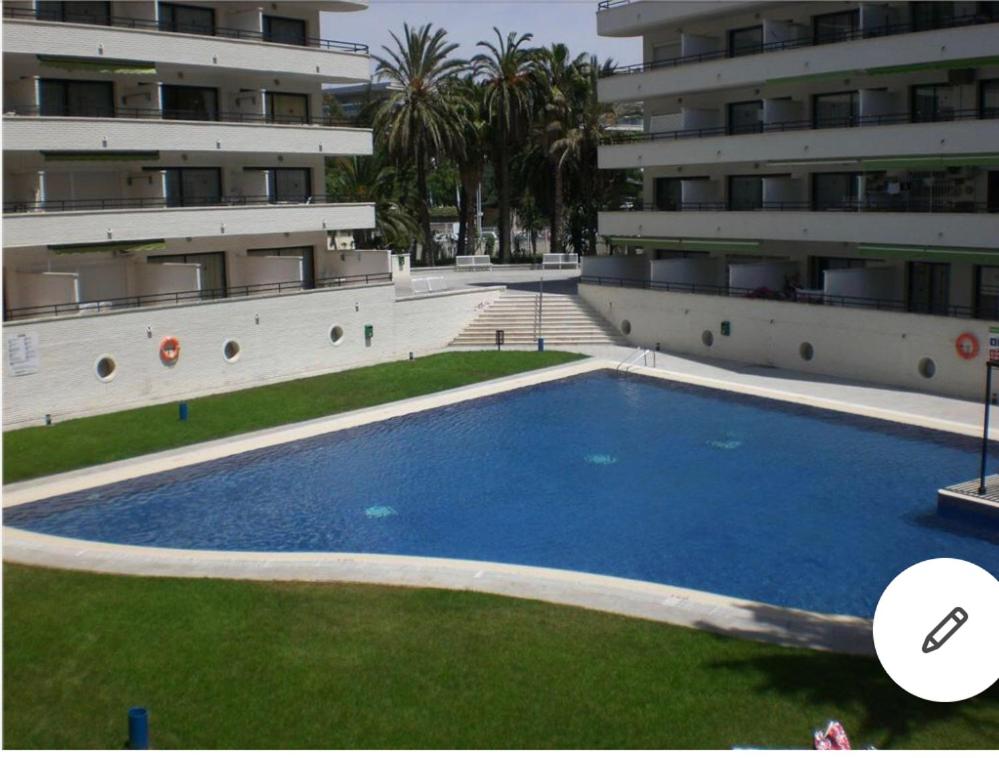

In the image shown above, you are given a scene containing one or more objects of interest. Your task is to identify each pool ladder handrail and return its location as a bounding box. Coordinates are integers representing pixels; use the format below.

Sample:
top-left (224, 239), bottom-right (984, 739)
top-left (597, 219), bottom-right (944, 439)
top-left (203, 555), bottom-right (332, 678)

top-left (617, 347), bottom-right (656, 372)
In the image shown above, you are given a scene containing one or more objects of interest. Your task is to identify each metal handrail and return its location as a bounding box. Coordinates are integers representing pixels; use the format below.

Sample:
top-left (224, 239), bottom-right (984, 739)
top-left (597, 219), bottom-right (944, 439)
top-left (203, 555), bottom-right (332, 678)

top-left (602, 12), bottom-right (998, 77)
top-left (4, 105), bottom-right (355, 128)
top-left (4, 195), bottom-right (337, 214)
top-left (604, 200), bottom-right (998, 214)
top-left (3, 5), bottom-right (369, 54)
top-left (597, 0), bottom-right (632, 10)
top-left (580, 275), bottom-right (997, 321)
top-left (3, 272), bottom-right (393, 321)
top-left (601, 108), bottom-right (999, 145)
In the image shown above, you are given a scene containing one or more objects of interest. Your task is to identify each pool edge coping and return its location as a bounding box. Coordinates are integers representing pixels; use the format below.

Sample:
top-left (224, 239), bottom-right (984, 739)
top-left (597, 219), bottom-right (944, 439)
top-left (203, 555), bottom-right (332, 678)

top-left (2, 527), bottom-right (875, 657)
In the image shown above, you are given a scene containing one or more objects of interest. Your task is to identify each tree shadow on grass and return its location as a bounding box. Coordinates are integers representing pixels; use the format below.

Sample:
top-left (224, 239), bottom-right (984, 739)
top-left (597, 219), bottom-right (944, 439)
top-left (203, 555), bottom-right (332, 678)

top-left (695, 604), bottom-right (999, 749)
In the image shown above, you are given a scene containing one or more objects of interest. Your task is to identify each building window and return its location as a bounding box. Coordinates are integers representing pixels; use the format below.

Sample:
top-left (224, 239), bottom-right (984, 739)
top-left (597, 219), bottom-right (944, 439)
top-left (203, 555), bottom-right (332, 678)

top-left (265, 92), bottom-right (310, 125)
top-left (36, 1), bottom-right (110, 25)
top-left (981, 79), bottom-right (999, 119)
top-left (653, 177), bottom-right (682, 211)
top-left (164, 168), bottom-right (222, 207)
top-left (911, 1), bottom-right (956, 31)
top-left (908, 262), bottom-right (950, 315)
top-left (247, 245), bottom-right (315, 288)
top-left (149, 252), bottom-right (227, 295)
top-left (159, 2), bottom-right (215, 36)
top-left (810, 257), bottom-right (868, 289)
top-left (727, 100), bottom-right (763, 135)
top-left (727, 176), bottom-right (763, 211)
top-left (161, 85), bottom-right (218, 121)
top-left (976, 265), bottom-right (999, 319)
top-left (989, 170), bottom-right (999, 212)
top-left (727, 25), bottom-right (762, 58)
top-left (812, 173), bottom-right (862, 211)
top-left (812, 9), bottom-right (859, 44)
top-left (812, 91), bottom-right (859, 129)
top-left (263, 15), bottom-right (307, 46)
top-left (39, 79), bottom-right (114, 118)
top-left (911, 83), bottom-right (958, 122)
top-left (266, 168), bottom-right (312, 203)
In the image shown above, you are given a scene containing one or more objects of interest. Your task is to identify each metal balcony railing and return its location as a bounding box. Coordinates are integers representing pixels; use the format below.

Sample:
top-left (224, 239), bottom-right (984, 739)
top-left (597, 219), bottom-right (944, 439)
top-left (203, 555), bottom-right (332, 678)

top-left (3, 272), bottom-right (393, 322)
top-left (602, 12), bottom-right (998, 77)
top-left (3, 105), bottom-right (355, 128)
top-left (606, 200), bottom-right (999, 214)
top-left (580, 275), bottom-right (998, 321)
top-left (597, 0), bottom-right (633, 10)
top-left (3, 195), bottom-right (337, 214)
top-left (601, 108), bottom-right (999, 145)
top-left (3, 5), bottom-right (368, 54)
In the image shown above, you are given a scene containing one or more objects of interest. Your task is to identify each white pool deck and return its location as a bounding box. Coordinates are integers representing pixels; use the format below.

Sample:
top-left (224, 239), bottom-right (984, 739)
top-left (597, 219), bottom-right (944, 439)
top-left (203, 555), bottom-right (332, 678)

top-left (5, 345), bottom-right (993, 657)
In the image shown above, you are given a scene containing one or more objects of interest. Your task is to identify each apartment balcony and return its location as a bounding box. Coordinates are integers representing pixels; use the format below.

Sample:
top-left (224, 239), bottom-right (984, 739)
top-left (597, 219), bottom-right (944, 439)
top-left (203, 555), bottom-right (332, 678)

top-left (598, 17), bottom-right (999, 102)
top-left (2, 108), bottom-right (372, 157)
top-left (2, 198), bottom-right (375, 249)
top-left (599, 206), bottom-right (999, 250)
top-left (600, 110), bottom-right (999, 170)
top-left (597, 1), bottom-right (751, 38)
top-left (2, 9), bottom-right (369, 83)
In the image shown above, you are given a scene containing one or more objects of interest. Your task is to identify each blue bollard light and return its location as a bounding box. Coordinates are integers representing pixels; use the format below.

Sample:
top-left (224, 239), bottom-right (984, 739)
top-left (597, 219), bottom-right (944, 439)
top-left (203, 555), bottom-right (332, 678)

top-left (538, 337), bottom-right (545, 352)
top-left (178, 402), bottom-right (188, 421)
top-left (128, 707), bottom-right (149, 749)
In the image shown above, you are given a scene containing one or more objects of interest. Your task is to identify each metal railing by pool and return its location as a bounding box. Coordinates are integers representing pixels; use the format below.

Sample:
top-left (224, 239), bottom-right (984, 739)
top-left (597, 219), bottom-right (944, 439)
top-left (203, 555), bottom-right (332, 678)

top-left (605, 200), bottom-right (999, 214)
top-left (597, 0), bottom-right (633, 10)
top-left (4, 105), bottom-right (355, 128)
top-left (602, 13), bottom-right (998, 77)
top-left (580, 275), bottom-right (999, 321)
top-left (3, 5), bottom-right (368, 54)
top-left (4, 195), bottom-right (339, 214)
top-left (3, 272), bottom-right (393, 322)
top-left (601, 108), bottom-right (999, 145)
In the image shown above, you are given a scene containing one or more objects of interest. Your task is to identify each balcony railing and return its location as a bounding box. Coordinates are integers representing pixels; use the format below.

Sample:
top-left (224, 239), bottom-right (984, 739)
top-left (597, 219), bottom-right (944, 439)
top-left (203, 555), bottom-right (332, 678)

top-left (3, 195), bottom-right (337, 214)
top-left (3, 272), bottom-right (393, 322)
top-left (4, 105), bottom-right (354, 128)
top-left (580, 275), bottom-right (996, 321)
top-left (597, 0), bottom-right (632, 10)
top-left (602, 12), bottom-right (998, 77)
top-left (607, 200), bottom-right (999, 214)
top-left (3, 5), bottom-right (368, 54)
top-left (601, 108), bottom-right (998, 145)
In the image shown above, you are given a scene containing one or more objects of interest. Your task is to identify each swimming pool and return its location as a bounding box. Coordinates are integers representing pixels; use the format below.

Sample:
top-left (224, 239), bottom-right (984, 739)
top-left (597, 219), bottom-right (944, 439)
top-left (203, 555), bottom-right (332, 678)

top-left (7, 370), bottom-right (998, 618)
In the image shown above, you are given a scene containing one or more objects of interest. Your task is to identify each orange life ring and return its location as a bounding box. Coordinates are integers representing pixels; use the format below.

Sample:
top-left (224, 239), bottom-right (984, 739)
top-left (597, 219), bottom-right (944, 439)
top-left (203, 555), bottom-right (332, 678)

top-left (955, 332), bottom-right (979, 360)
top-left (159, 336), bottom-right (181, 364)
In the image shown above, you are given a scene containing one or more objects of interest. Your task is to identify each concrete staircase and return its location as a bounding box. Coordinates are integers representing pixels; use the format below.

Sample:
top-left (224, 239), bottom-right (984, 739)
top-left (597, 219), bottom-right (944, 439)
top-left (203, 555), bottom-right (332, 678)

top-left (450, 291), bottom-right (629, 346)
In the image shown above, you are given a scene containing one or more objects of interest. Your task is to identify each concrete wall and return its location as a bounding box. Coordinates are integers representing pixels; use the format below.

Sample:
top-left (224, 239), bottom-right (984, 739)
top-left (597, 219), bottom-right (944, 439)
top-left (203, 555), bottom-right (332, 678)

top-left (581, 253), bottom-right (650, 281)
top-left (5, 271), bottom-right (79, 311)
top-left (580, 282), bottom-right (995, 401)
top-left (1, 284), bottom-right (504, 427)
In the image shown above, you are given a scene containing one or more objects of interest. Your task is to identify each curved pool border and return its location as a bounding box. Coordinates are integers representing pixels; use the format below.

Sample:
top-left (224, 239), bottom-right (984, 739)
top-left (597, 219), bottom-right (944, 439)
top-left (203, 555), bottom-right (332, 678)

top-left (7, 356), bottom-right (984, 657)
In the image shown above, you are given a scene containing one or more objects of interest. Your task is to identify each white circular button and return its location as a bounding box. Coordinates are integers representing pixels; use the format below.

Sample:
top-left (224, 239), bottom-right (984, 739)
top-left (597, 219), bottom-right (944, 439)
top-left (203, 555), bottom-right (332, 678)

top-left (873, 558), bottom-right (999, 703)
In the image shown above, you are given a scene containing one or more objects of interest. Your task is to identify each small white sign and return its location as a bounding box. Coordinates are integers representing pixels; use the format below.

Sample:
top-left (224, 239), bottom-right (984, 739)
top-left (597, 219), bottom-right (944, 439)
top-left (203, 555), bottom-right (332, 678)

top-left (6, 332), bottom-right (40, 376)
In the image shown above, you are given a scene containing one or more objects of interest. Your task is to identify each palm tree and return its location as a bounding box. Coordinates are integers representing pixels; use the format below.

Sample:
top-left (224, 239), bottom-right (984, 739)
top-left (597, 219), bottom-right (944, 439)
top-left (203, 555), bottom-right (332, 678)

top-left (374, 24), bottom-right (466, 266)
top-left (326, 153), bottom-right (419, 250)
top-left (473, 28), bottom-right (537, 262)
top-left (454, 76), bottom-right (489, 258)
top-left (553, 56), bottom-right (620, 255)
top-left (536, 44), bottom-right (587, 254)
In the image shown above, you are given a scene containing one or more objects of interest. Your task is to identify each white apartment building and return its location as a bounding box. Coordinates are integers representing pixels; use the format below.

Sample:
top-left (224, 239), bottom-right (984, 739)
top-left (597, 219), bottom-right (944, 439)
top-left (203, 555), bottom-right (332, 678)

top-left (2, 0), bottom-right (376, 321)
top-left (584, 0), bottom-right (999, 399)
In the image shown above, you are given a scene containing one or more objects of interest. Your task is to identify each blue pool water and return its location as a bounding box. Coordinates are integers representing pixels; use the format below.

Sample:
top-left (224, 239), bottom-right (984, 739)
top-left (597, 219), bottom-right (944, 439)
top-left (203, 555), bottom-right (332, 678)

top-left (8, 371), bottom-right (998, 617)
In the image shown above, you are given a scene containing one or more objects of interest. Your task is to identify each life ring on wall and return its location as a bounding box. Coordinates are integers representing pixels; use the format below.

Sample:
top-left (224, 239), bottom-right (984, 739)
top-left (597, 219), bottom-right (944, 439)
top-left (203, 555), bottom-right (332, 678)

top-left (159, 336), bottom-right (181, 365)
top-left (955, 332), bottom-right (979, 360)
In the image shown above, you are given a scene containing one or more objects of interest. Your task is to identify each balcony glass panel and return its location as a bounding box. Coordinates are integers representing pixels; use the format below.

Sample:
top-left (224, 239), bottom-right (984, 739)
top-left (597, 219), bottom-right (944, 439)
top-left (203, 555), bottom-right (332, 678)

top-left (812, 9), bottom-right (859, 43)
top-left (39, 79), bottom-right (114, 118)
top-left (727, 100), bottom-right (763, 135)
top-left (728, 176), bottom-right (762, 210)
top-left (727, 26), bottom-right (762, 58)
top-left (36, 1), bottom-right (110, 25)
top-left (158, 2), bottom-right (215, 36)
top-left (161, 85), bottom-right (219, 121)
top-left (812, 91), bottom-right (859, 129)
top-left (263, 15), bottom-right (307, 46)
top-left (165, 168), bottom-right (222, 207)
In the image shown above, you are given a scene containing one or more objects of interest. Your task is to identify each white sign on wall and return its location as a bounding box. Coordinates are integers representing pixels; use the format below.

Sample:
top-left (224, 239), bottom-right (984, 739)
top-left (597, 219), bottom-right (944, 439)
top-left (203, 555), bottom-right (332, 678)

top-left (6, 332), bottom-right (40, 376)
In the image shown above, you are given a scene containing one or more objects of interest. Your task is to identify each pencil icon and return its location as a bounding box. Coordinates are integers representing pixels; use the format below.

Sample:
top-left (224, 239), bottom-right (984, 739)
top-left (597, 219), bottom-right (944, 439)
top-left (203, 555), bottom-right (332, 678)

top-left (922, 607), bottom-right (968, 653)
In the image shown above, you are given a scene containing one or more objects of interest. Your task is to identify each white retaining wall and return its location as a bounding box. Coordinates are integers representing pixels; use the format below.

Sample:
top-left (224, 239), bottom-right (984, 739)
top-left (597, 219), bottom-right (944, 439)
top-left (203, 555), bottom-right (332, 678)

top-left (2, 284), bottom-right (503, 428)
top-left (580, 283), bottom-right (996, 401)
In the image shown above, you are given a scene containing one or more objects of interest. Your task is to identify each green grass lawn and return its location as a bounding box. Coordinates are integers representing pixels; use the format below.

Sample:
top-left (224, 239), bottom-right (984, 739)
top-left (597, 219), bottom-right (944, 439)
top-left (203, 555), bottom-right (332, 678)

top-left (3, 350), bottom-right (581, 483)
top-left (4, 564), bottom-right (997, 749)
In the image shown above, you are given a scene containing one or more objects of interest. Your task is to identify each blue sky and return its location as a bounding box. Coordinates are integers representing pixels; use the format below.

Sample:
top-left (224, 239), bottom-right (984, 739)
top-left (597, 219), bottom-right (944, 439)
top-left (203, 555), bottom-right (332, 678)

top-left (320, 0), bottom-right (642, 78)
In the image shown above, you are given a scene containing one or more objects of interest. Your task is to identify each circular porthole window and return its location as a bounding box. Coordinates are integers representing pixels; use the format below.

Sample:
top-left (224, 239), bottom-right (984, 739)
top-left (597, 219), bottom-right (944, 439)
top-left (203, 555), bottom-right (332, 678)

top-left (329, 324), bottom-right (345, 346)
top-left (702, 330), bottom-right (714, 347)
top-left (620, 319), bottom-right (632, 335)
top-left (223, 339), bottom-right (241, 363)
top-left (95, 355), bottom-right (117, 382)
top-left (918, 357), bottom-right (936, 379)
top-left (800, 342), bottom-right (814, 361)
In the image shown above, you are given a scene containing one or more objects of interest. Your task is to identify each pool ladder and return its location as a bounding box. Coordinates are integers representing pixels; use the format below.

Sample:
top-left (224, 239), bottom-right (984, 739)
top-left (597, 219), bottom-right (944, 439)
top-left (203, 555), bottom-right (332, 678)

top-left (617, 347), bottom-right (656, 372)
